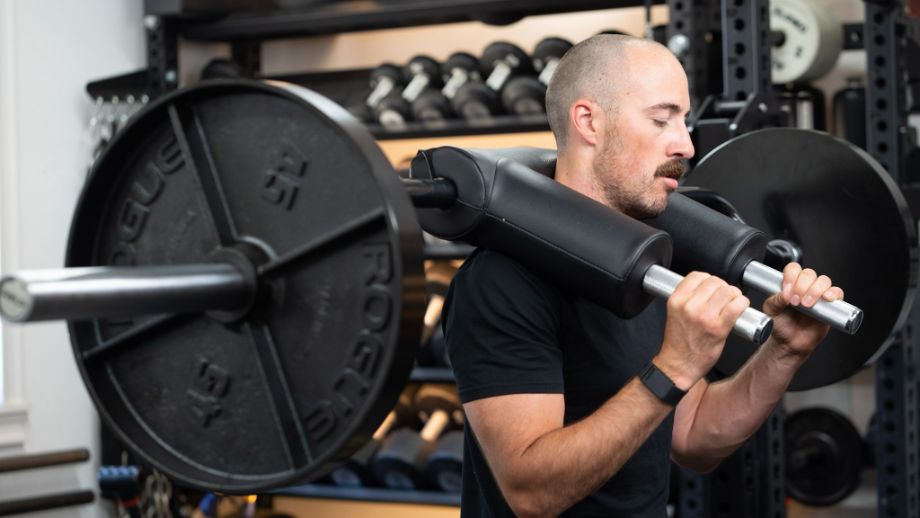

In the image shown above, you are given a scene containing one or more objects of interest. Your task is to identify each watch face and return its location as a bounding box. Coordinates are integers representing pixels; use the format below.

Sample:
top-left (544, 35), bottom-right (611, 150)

top-left (641, 363), bottom-right (685, 406)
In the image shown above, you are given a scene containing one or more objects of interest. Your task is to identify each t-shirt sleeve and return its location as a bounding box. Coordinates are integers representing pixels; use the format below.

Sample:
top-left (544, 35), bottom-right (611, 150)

top-left (442, 249), bottom-right (565, 404)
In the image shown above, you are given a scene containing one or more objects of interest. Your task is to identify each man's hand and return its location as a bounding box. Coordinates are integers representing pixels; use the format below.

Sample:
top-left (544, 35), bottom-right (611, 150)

top-left (762, 262), bottom-right (842, 357)
top-left (655, 272), bottom-right (751, 390)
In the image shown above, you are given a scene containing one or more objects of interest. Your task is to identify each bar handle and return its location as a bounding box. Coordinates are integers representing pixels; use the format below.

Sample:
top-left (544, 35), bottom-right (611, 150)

top-left (741, 261), bottom-right (863, 334)
top-left (643, 265), bottom-right (774, 345)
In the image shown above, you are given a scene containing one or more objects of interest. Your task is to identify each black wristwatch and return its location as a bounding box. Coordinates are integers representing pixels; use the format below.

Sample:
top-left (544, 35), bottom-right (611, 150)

top-left (639, 361), bottom-right (687, 406)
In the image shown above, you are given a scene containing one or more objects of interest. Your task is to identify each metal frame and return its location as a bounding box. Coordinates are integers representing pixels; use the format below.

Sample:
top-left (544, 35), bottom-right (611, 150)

top-left (680, 0), bottom-right (787, 162)
top-left (866, 2), bottom-right (920, 517)
top-left (666, 0), bottom-right (722, 106)
top-left (143, 14), bottom-right (179, 97)
top-left (865, 2), bottom-right (911, 181)
top-left (231, 40), bottom-right (262, 77)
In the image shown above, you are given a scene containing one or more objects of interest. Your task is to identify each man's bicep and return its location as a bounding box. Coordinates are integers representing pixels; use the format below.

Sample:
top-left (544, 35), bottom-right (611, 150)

top-left (463, 393), bottom-right (565, 485)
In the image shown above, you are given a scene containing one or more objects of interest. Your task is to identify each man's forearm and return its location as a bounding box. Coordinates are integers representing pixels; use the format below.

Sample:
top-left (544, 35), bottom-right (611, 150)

top-left (673, 338), bottom-right (808, 471)
top-left (501, 378), bottom-right (672, 517)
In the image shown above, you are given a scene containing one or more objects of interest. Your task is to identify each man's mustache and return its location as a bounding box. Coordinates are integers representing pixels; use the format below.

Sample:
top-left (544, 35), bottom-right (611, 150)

top-left (655, 160), bottom-right (688, 180)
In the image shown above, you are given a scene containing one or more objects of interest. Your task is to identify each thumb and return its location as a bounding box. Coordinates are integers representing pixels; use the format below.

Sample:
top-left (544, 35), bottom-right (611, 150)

top-left (762, 293), bottom-right (788, 317)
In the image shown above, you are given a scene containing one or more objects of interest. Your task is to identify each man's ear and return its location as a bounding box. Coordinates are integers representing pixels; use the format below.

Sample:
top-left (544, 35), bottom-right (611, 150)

top-left (570, 99), bottom-right (602, 147)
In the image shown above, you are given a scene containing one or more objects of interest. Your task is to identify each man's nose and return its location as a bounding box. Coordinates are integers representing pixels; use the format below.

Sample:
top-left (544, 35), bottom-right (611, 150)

top-left (670, 129), bottom-right (695, 160)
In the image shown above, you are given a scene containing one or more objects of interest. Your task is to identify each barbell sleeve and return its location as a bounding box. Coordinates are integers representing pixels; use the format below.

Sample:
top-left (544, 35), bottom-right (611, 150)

top-left (402, 177), bottom-right (458, 209)
top-left (0, 264), bottom-right (251, 323)
top-left (643, 265), bottom-right (774, 345)
top-left (742, 261), bottom-right (863, 334)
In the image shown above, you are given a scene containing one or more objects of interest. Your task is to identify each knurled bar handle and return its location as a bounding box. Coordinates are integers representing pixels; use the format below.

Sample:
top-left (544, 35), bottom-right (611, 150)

top-left (642, 265), bottom-right (774, 345)
top-left (0, 264), bottom-right (250, 323)
top-left (742, 261), bottom-right (863, 334)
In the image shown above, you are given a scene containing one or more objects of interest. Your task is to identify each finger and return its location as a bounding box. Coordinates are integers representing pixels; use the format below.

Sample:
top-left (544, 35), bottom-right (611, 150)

top-left (802, 275), bottom-right (832, 308)
top-left (719, 293), bottom-right (751, 328)
top-left (706, 284), bottom-right (743, 314)
top-left (671, 271), bottom-right (711, 304)
top-left (668, 272), bottom-right (710, 312)
top-left (782, 262), bottom-right (802, 302)
top-left (762, 293), bottom-right (787, 317)
top-left (822, 286), bottom-right (844, 301)
top-left (686, 276), bottom-right (728, 311)
top-left (790, 268), bottom-right (818, 306)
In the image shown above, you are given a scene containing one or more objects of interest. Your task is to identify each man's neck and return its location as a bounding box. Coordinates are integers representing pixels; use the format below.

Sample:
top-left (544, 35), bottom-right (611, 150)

top-left (555, 149), bottom-right (615, 210)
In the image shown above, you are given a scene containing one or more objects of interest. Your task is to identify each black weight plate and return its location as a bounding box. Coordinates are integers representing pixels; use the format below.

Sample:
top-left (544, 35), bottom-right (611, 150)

top-left (65, 80), bottom-right (425, 493)
top-left (684, 128), bottom-right (916, 390)
top-left (785, 407), bottom-right (863, 506)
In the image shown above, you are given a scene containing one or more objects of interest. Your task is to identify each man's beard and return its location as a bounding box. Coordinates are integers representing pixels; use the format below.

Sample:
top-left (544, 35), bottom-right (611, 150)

top-left (598, 156), bottom-right (689, 219)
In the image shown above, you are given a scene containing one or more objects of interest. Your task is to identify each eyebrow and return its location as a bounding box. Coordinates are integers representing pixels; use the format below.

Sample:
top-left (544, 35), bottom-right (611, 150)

top-left (645, 102), bottom-right (689, 116)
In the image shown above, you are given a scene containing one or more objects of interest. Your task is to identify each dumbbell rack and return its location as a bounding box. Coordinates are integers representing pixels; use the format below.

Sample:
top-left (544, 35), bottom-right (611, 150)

top-left (89, 0), bottom-right (669, 140)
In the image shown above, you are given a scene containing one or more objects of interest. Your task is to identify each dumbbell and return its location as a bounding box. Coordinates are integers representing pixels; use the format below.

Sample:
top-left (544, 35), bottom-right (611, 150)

top-left (644, 191), bottom-right (863, 334)
top-left (365, 63), bottom-right (404, 117)
top-left (785, 407), bottom-right (863, 506)
top-left (343, 89), bottom-right (374, 123)
top-left (400, 56), bottom-right (443, 106)
top-left (501, 37), bottom-right (572, 116)
top-left (372, 384), bottom-right (461, 490)
top-left (411, 89), bottom-right (455, 123)
top-left (411, 53), bottom-right (482, 122)
top-left (374, 91), bottom-right (413, 129)
top-left (425, 428), bottom-right (463, 492)
top-left (329, 386), bottom-right (419, 488)
top-left (200, 58), bottom-right (245, 80)
top-left (533, 37), bottom-right (573, 87)
top-left (418, 262), bottom-right (456, 367)
top-left (453, 42), bottom-right (532, 121)
top-left (597, 29), bottom-right (630, 36)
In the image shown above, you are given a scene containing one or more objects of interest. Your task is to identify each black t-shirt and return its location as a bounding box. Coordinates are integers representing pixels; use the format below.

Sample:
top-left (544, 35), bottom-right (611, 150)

top-left (442, 248), bottom-right (672, 517)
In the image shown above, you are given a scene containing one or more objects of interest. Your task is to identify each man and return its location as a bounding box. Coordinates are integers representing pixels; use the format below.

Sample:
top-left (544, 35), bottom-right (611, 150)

top-left (441, 34), bottom-right (843, 517)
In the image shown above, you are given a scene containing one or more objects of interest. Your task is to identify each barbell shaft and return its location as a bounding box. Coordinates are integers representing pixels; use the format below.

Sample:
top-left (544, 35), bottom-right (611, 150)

top-left (643, 265), bottom-right (773, 345)
top-left (0, 264), bottom-right (250, 323)
top-left (742, 261), bottom-right (863, 334)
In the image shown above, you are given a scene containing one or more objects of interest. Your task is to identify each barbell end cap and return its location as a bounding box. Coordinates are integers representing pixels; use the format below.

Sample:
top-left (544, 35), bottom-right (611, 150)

top-left (754, 317), bottom-right (774, 346)
top-left (0, 276), bottom-right (34, 323)
top-left (844, 309), bottom-right (863, 335)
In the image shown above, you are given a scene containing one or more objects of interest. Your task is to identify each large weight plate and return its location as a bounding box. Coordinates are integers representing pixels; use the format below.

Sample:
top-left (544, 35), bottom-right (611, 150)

top-left (65, 80), bottom-right (426, 492)
top-left (684, 128), bottom-right (916, 390)
top-left (785, 407), bottom-right (863, 506)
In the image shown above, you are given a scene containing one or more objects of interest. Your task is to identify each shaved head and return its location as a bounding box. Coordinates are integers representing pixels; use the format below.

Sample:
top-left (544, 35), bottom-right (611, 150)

top-left (545, 34), bottom-right (669, 148)
top-left (547, 34), bottom-right (694, 219)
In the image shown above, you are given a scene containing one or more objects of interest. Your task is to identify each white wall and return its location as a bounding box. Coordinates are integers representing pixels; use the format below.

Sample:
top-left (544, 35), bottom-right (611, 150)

top-left (0, 1), bottom-right (145, 516)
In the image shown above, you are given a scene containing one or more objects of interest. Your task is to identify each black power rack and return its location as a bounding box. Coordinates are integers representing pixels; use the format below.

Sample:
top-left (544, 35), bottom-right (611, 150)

top-left (666, 0), bottom-right (920, 516)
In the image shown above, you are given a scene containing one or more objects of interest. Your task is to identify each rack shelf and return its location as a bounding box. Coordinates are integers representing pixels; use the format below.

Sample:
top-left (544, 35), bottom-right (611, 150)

top-left (423, 244), bottom-right (474, 260)
top-left (150, 0), bottom-right (658, 41)
top-left (274, 482), bottom-right (460, 506)
top-left (370, 115), bottom-right (549, 140)
top-left (409, 366), bottom-right (454, 383)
